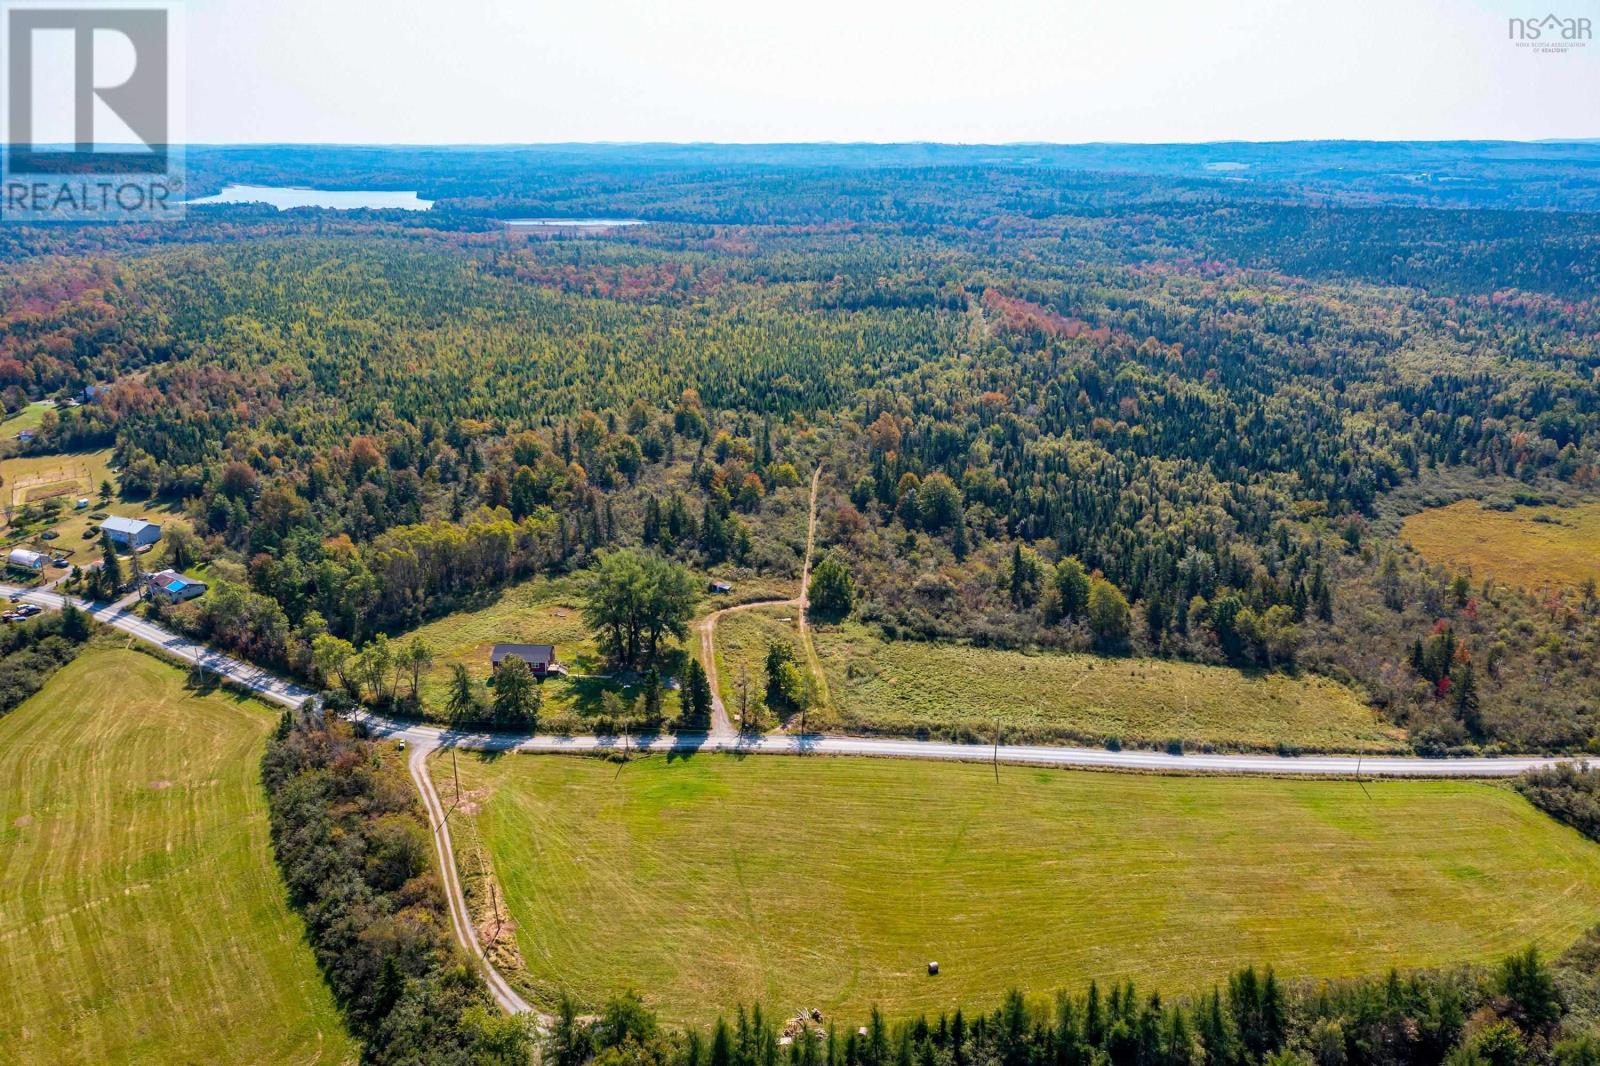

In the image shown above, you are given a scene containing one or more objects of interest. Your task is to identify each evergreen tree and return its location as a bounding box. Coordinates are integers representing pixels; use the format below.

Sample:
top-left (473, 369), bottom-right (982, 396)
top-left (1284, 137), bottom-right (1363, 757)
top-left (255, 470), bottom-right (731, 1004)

top-left (99, 531), bottom-right (123, 596)
top-left (445, 662), bottom-right (481, 725)
top-left (684, 658), bottom-right (713, 729)
top-left (491, 656), bottom-right (537, 728)
top-left (644, 664), bottom-right (663, 722)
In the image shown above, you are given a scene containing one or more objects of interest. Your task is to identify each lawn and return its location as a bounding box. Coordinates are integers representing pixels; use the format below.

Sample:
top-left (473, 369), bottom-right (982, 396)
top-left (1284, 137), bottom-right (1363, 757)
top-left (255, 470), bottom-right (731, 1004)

top-left (0, 648), bottom-right (353, 1064)
top-left (1402, 498), bottom-right (1600, 593)
top-left (447, 754), bottom-right (1600, 1025)
top-left (401, 573), bottom-right (687, 729)
top-left (399, 570), bottom-right (796, 730)
top-left (0, 400), bottom-right (55, 435)
top-left (812, 624), bottom-right (1403, 752)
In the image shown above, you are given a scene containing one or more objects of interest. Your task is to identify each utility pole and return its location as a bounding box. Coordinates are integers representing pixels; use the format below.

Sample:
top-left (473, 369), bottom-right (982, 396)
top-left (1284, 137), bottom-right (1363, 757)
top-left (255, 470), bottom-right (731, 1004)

top-left (993, 717), bottom-right (1001, 784)
top-left (615, 720), bottom-right (631, 782)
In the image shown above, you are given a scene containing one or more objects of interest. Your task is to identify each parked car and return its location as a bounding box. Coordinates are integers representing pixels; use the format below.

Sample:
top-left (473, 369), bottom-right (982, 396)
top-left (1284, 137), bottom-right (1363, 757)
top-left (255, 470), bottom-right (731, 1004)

top-left (16, 604), bottom-right (42, 617)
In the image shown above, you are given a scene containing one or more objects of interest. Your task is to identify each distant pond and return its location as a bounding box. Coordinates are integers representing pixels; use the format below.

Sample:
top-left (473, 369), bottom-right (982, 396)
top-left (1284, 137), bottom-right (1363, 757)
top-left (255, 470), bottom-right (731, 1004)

top-left (188, 185), bottom-right (434, 210)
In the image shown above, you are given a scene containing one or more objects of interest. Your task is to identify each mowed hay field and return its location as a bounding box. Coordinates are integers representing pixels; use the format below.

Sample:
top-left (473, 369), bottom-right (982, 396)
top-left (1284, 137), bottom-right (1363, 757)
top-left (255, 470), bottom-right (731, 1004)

top-left (1402, 499), bottom-right (1600, 593)
top-left (0, 649), bottom-right (353, 1064)
top-left (814, 624), bottom-right (1403, 752)
top-left (451, 754), bottom-right (1600, 1025)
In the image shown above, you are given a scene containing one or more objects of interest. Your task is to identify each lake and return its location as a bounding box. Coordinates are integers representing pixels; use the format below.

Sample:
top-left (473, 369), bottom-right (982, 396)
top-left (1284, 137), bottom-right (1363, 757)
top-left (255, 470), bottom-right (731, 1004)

top-left (188, 185), bottom-right (434, 210)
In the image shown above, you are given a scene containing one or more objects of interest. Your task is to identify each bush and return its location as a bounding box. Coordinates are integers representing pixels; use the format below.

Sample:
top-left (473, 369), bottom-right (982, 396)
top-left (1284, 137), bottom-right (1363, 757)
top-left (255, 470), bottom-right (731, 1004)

top-left (0, 608), bottom-right (93, 718)
top-left (1517, 762), bottom-right (1600, 842)
top-left (261, 707), bottom-right (533, 1063)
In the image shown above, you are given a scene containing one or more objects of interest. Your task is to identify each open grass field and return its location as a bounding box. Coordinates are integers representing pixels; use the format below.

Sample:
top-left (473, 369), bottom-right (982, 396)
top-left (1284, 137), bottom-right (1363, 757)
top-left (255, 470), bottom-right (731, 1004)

top-left (811, 624), bottom-right (1403, 752)
top-left (447, 753), bottom-right (1600, 1025)
top-left (0, 448), bottom-right (185, 563)
top-left (0, 649), bottom-right (353, 1064)
top-left (1, 448), bottom-right (114, 511)
top-left (1402, 498), bottom-right (1600, 593)
top-left (0, 401), bottom-right (55, 435)
top-left (713, 605), bottom-right (806, 728)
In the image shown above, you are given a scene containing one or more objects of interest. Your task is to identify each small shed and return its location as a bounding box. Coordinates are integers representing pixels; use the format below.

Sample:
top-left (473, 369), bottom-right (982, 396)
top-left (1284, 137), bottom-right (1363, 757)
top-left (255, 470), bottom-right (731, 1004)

top-left (709, 580), bottom-right (734, 594)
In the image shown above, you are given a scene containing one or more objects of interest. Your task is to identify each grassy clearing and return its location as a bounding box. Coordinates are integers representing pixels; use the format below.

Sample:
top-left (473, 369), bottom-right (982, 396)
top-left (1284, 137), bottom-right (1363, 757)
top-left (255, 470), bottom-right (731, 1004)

top-left (450, 753), bottom-right (1600, 1025)
top-left (0, 648), bottom-right (353, 1064)
top-left (0, 447), bottom-right (185, 567)
top-left (405, 574), bottom-right (598, 703)
top-left (0, 401), bottom-right (55, 435)
top-left (1, 447), bottom-right (115, 509)
top-left (811, 624), bottom-right (1402, 752)
top-left (1402, 498), bottom-right (1600, 593)
top-left (713, 605), bottom-right (805, 728)
top-left (401, 573), bottom-right (690, 730)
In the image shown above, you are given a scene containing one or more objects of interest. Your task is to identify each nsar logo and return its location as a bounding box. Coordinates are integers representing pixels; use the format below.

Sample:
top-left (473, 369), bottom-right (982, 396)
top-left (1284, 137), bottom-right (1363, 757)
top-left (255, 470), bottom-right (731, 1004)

top-left (1507, 12), bottom-right (1592, 52)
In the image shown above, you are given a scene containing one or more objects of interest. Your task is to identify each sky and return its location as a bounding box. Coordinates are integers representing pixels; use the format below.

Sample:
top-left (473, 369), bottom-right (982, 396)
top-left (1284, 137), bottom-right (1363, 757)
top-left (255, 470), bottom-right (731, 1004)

top-left (176, 0), bottom-right (1600, 143)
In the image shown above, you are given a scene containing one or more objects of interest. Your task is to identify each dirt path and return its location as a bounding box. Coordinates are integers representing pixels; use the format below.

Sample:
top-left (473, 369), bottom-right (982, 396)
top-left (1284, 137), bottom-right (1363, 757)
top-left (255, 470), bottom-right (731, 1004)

top-left (695, 465), bottom-right (823, 736)
top-left (409, 740), bottom-right (539, 1018)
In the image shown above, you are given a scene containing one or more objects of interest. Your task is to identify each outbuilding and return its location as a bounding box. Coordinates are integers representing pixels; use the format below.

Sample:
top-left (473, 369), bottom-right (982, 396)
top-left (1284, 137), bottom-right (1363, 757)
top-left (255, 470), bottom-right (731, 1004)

top-left (6, 548), bottom-right (46, 571)
top-left (101, 515), bottom-right (162, 549)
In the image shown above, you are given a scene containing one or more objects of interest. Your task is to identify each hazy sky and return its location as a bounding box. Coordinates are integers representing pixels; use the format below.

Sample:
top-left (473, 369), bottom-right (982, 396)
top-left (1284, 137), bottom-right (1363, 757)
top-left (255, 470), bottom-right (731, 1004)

top-left (183, 0), bottom-right (1600, 143)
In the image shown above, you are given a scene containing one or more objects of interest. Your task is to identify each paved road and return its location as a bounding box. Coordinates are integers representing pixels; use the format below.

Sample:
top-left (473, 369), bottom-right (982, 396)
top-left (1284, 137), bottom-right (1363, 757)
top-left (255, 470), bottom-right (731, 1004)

top-left (349, 719), bottom-right (1566, 777)
top-left (2, 580), bottom-right (1579, 782)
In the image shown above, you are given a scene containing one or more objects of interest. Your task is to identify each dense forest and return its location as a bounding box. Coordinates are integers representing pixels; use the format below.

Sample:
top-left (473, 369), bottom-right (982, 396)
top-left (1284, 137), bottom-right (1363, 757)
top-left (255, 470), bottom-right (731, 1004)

top-left (3, 147), bottom-right (1599, 751)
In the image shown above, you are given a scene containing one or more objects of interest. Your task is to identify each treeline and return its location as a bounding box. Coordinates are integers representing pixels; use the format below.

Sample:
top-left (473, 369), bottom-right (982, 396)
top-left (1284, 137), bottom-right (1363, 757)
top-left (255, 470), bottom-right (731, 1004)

top-left (551, 941), bottom-right (1600, 1066)
top-left (0, 605), bottom-right (92, 716)
top-left (1518, 762), bottom-right (1600, 844)
top-left (260, 706), bottom-right (533, 1063)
